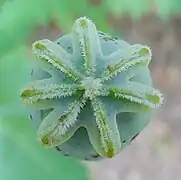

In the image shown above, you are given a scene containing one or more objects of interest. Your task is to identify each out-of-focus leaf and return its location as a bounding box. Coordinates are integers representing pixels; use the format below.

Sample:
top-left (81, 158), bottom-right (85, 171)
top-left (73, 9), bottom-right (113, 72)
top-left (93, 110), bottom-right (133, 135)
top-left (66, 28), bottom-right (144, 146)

top-left (104, 0), bottom-right (150, 19)
top-left (0, 114), bottom-right (88, 180)
top-left (156, 0), bottom-right (181, 18)
top-left (0, 48), bottom-right (89, 180)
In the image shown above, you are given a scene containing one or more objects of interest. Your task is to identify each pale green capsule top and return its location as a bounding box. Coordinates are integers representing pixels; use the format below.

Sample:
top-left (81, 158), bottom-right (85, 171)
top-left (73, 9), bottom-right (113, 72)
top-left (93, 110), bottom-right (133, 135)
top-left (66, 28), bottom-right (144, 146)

top-left (20, 17), bottom-right (163, 159)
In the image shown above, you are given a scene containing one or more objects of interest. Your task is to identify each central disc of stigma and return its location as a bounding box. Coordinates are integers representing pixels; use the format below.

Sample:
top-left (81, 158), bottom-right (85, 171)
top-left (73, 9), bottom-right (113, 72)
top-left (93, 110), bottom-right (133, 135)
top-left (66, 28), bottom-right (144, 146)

top-left (81, 77), bottom-right (103, 100)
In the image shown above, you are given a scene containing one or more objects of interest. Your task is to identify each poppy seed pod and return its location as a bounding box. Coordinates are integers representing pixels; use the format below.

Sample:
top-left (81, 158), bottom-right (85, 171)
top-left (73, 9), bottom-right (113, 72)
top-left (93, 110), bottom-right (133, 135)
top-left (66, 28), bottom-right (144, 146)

top-left (20, 17), bottom-right (163, 161)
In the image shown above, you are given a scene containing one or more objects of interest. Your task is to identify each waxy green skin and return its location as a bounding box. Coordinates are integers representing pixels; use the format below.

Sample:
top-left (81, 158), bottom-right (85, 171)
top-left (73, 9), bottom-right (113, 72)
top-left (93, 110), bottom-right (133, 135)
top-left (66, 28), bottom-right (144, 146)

top-left (21, 17), bottom-right (163, 160)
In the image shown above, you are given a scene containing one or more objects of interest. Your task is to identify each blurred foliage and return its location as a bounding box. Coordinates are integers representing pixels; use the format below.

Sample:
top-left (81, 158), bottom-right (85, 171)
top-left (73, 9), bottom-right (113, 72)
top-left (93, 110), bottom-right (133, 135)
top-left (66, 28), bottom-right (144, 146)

top-left (1, 0), bottom-right (181, 180)
top-left (0, 0), bottom-right (111, 59)
top-left (0, 47), bottom-right (88, 180)
top-left (0, 0), bottom-right (181, 59)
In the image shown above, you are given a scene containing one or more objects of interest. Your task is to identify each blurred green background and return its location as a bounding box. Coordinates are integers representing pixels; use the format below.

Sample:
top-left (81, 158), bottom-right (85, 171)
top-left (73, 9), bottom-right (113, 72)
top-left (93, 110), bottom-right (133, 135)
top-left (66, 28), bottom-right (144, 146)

top-left (1, 0), bottom-right (181, 180)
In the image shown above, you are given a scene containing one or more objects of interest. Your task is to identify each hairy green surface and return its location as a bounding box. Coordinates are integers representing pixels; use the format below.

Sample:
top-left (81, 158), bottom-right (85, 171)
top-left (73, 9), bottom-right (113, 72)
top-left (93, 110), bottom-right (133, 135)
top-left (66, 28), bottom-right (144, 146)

top-left (21, 17), bottom-right (163, 160)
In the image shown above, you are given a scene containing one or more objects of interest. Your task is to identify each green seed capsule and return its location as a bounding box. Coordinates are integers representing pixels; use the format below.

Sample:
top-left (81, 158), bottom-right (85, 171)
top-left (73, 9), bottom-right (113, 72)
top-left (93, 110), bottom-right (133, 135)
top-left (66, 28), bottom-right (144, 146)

top-left (20, 17), bottom-right (163, 161)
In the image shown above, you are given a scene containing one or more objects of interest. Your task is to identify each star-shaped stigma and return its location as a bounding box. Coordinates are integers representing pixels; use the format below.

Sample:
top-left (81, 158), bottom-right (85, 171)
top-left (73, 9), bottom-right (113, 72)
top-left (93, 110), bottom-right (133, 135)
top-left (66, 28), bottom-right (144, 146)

top-left (21, 17), bottom-right (163, 158)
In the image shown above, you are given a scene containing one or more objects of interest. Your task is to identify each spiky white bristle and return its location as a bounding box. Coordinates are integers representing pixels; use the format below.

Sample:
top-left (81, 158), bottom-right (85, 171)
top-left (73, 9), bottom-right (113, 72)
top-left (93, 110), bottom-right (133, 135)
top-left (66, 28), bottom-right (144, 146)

top-left (91, 98), bottom-right (115, 153)
top-left (21, 84), bottom-right (80, 104)
top-left (32, 40), bottom-right (83, 82)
